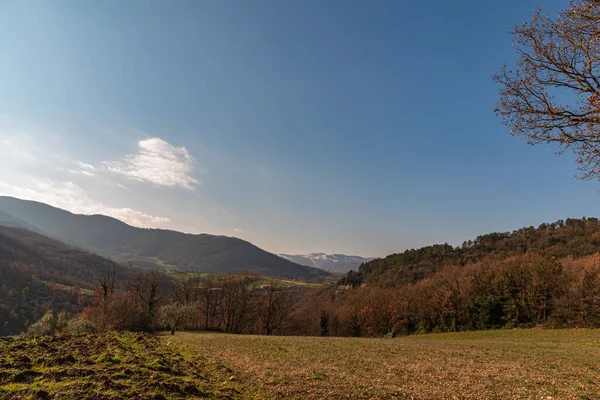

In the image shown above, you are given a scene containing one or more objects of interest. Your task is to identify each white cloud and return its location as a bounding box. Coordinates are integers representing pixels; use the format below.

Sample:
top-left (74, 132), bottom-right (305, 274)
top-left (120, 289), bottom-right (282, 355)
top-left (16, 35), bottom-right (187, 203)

top-left (67, 168), bottom-right (95, 177)
top-left (0, 179), bottom-right (170, 228)
top-left (69, 161), bottom-right (96, 176)
top-left (102, 137), bottom-right (199, 189)
top-left (233, 228), bottom-right (244, 233)
top-left (75, 161), bottom-right (96, 171)
top-left (56, 161), bottom-right (96, 177)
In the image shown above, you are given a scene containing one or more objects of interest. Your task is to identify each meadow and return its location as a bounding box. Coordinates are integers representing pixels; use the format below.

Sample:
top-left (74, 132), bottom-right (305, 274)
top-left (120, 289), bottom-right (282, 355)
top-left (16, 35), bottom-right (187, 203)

top-left (2, 329), bottom-right (600, 399)
top-left (171, 329), bottom-right (600, 399)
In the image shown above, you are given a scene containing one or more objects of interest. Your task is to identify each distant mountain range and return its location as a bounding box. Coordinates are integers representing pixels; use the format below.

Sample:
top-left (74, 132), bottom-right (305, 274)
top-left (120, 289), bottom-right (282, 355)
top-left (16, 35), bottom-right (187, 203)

top-left (0, 196), bottom-right (330, 281)
top-left (278, 253), bottom-right (374, 273)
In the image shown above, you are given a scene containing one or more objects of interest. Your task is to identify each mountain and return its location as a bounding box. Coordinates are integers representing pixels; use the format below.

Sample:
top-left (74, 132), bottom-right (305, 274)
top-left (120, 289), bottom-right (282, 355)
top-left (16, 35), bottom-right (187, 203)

top-left (0, 210), bottom-right (40, 231)
top-left (279, 253), bottom-right (374, 273)
top-left (0, 225), bottom-right (126, 335)
top-left (0, 196), bottom-right (329, 281)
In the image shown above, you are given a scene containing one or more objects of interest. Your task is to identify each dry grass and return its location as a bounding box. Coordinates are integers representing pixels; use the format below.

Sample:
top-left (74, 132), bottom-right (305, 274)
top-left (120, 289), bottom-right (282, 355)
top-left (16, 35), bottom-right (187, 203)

top-left (169, 329), bottom-right (600, 400)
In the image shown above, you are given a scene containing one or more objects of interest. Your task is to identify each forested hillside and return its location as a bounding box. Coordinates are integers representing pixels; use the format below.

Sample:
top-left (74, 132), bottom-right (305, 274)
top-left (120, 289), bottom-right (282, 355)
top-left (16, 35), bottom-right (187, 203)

top-left (0, 227), bottom-right (126, 335)
top-left (0, 196), bottom-right (329, 280)
top-left (6, 217), bottom-right (600, 338)
top-left (285, 218), bottom-right (600, 337)
top-left (342, 218), bottom-right (600, 287)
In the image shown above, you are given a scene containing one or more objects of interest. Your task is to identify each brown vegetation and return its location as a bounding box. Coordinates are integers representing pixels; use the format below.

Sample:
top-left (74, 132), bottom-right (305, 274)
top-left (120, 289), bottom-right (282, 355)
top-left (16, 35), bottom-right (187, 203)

top-left (172, 329), bottom-right (600, 399)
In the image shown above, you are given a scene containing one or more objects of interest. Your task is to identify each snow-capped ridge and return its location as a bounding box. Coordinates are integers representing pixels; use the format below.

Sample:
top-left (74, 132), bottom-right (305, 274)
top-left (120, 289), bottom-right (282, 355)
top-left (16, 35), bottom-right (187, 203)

top-left (278, 253), bottom-right (375, 273)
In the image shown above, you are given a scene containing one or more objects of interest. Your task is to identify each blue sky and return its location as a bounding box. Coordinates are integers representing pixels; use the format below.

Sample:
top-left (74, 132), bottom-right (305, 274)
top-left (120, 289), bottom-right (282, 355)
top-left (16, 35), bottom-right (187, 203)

top-left (0, 0), bottom-right (596, 256)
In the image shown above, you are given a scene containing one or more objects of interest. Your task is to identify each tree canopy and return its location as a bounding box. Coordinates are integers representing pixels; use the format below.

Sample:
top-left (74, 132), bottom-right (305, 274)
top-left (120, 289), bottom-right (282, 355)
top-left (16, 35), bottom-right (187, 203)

top-left (495, 0), bottom-right (600, 180)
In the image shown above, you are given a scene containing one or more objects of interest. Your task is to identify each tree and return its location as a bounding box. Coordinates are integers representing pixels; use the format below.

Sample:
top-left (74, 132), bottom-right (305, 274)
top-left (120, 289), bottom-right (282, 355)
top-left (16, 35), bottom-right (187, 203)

top-left (219, 272), bottom-right (260, 334)
top-left (256, 283), bottom-right (294, 335)
top-left (320, 310), bottom-right (329, 337)
top-left (127, 270), bottom-right (163, 330)
top-left (495, 1), bottom-right (600, 180)
top-left (172, 273), bottom-right (201, 306)
top-left (98, 263), bottom-right (119, 317)
top-left (580, 255), bottom-right (600, 324)
top-left (157, 303), bottom-right (196, 335)
top-left (199, 274), bottom-right (225, 330)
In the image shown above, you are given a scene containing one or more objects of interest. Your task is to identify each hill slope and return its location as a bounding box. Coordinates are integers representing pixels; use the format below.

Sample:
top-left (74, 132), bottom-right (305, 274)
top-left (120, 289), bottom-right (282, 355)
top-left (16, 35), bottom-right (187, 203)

top-left (0, 210), bottom-right (40, 231)
top-left (0, 196), bottom-right (329, 280)
top-left (342, 217), bottom-right (600, 288)
top-left (0, 226), bottom-right (127, 335)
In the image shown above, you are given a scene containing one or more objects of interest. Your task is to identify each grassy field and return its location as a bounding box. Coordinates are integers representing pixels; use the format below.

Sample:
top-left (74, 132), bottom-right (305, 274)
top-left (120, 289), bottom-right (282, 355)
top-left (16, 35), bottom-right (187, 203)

top-left (0, 332), bottom-right (263, 400)
top-left (2, 329), bottom-right (599, 399)
top-left (169, 329), bottom-right (600, 400)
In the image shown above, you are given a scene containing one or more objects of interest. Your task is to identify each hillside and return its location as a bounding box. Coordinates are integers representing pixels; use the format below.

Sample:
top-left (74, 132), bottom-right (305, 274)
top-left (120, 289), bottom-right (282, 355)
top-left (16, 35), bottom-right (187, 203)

top-left (0, 226), bottom-right (128, 335)
top-left (341, 217), bottom-right (600, 288)
top-left (278, 253), bottom-right (374, 273)
top-left (0, 196), bottom-right (329, 281)
top-left (283, 217), bottom-right (600, 337)
top-left (0, 210), bottom-right (39, 231)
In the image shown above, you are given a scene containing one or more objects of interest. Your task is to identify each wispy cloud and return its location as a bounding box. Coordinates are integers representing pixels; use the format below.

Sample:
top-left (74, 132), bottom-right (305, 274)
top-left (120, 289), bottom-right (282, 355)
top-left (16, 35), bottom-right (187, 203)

top-left (102, 137), bottom-right (199, 189)
top-left (70, 161), bottom-right (96, 176)
top-left (0, 179), bottom-right (170, 228)
top-left (56, 160), bottom-right (97, 177)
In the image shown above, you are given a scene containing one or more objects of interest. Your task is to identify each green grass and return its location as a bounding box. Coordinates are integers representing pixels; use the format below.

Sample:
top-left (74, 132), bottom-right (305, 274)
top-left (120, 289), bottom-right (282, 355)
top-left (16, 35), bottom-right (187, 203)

top-left (0, 332), bottom-right (264, 399)
top-left (254, 278), bottom-right (323, 288)
top-left (153, 257), bottom-right (177, 269)
top-left (170, 329), bottom-right (600, 399)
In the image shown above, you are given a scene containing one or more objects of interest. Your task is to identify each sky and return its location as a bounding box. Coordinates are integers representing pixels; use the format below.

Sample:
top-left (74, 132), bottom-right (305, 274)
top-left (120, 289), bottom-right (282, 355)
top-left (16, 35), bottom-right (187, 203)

top-left (0, 0), bottom-right (596, 257)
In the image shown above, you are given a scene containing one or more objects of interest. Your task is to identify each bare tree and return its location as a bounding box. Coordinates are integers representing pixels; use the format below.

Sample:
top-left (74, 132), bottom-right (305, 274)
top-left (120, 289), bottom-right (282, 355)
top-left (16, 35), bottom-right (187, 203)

top-left (220, 272), bottom-right (260, 334)
top-left (257, 282), bottom-right (294, 335)
top-left (199, 274), bottom-right (225, 330)
top-left (495, 0), bottom-right (600, 180)
top-left (173, 273), bottom-right (201, 305)
top-left (127, 270), bottom-right (163, 321)
top-left (99, 263), bottom-right (119, 314)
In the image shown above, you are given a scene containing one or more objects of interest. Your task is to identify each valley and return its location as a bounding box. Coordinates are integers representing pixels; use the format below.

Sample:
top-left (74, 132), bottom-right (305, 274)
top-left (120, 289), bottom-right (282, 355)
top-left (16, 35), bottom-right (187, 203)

top-left (3, 0), bottom-right (600, 398)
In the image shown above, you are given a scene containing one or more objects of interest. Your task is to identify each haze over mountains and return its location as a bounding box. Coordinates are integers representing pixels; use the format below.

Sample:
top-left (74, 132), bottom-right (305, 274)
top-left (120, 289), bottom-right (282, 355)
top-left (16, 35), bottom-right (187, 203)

top-left (0, 196), bottom-right (329, 281)
top-left (278, 253), bottom-right (374, 273)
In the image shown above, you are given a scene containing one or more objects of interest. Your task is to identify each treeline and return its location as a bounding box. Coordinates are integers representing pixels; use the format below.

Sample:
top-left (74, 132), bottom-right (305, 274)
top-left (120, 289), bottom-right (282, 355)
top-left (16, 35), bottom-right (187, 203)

top-left (22, 253), bottom-right (600, 338)
top-left (32, 268), bottom-right (299, 337)
top-left (13, 217), bottom-right (600, 338)
top-left (291, 253), bottom-right (600, 337)
top-left (342, 217), bottom-right (600, 288)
